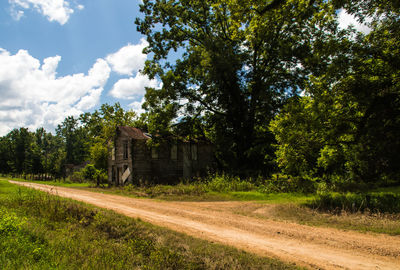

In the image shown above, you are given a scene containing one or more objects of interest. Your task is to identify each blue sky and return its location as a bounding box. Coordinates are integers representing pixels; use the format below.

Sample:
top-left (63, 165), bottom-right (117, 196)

top-left (0, 0), bottom-right (160, 135)
top-left (0, 0), bottom-right (369, 136)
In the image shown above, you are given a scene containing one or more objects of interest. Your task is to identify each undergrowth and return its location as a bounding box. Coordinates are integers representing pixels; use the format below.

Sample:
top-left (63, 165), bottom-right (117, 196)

top-left (309, 192), bottom-right (400, 214)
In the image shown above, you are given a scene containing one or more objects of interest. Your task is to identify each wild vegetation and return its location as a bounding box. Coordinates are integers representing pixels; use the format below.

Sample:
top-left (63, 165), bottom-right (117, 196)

top-left (136, 0), bottom-right (400, 187)
top-left (1, 0), bottom-right (399, 193)
top-left (0, 180), bottom-right (299, 269)
top-left (4, 175), bottom-right (400, 236)
top-left (0, 0), bottom-right (399, 241)
top-left (1, 1), bottom-right (399, 268)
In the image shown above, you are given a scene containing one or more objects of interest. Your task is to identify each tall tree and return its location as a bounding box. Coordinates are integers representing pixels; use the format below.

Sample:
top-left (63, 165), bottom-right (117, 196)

top-left (56, 116), bottom-right (89, 165)
top-left (7, 128), bottom-right (34, 176)
top-left (136, 0), bottom-right (339, 176)
top-left (0, 135), bottom-right (12, 174)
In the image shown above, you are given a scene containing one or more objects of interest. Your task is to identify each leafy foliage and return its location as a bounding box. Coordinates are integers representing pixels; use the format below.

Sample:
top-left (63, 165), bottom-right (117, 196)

top-left (270, 0), bottom-right (400, 189)
top-left (135, 0), bottom-right (341, 176)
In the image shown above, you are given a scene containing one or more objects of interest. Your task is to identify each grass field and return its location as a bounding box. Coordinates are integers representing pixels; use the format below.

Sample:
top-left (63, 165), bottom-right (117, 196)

top-left (0, 180), bottom-right (300, 270)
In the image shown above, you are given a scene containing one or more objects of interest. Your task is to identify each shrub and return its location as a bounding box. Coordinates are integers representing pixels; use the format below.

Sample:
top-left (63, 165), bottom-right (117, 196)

top-left (81, 164), bottom-right (107, 186)
top-left (140, 183), bottom-right (207, 197)
top-left (69, 171), bottom-right (85, 183)
top-left (205, 174), bottom-right (256, 192)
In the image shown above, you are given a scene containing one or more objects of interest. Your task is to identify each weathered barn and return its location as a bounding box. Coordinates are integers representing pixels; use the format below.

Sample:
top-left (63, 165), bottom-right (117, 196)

top-left (108, 126), bottom-right (215, 185)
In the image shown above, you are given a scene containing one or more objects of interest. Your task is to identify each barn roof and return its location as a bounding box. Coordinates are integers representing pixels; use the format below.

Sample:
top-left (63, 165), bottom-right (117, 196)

top-left (118, 126), bottom-right (151, 140)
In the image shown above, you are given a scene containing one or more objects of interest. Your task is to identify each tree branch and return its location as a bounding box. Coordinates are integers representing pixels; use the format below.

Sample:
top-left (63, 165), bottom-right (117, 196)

top-left (256, 0), bottom-right (286, 15)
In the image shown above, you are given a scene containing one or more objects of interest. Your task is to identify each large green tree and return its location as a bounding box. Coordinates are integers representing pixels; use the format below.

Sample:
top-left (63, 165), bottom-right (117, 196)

top-left (56, 116), bottom-right (89, 166)
top-left (136, 0), bottom-right (339, 176)
top-left (7, 128), bottom-right (34, 176)
top-left (80, 103), bottom-right (140, 171)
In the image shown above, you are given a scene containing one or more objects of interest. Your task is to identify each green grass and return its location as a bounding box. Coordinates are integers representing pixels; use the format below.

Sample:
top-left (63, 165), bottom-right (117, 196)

top-left (230, 191), bottom-right (315, 204)
top-left (265, 204), bottom-right (400, 235)
top-left (4, 177), bottom-right (314, 203)
top-left (3, 176), bottom-right (400, 235)
top-left (84, 186), bottom-right (315, 203)
top-left (0, 180), bottom-right (299, 270)
top-left (0, 176), bottom-right (91, 188)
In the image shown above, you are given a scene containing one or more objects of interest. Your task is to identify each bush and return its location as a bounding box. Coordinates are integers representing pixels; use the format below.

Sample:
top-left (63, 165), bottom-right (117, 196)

top-left (69, 171), bottom-right (85, 183)
top-left (82, 164), bottom-right (97, 181)
top-left (142, 183), bottom-right (207, 197)
top-left (205, 174), bottom-right (256, 192)
top-left (309, 192), bottom-right (400, 214)
top-left (81, 164), bottom-right (107, 186)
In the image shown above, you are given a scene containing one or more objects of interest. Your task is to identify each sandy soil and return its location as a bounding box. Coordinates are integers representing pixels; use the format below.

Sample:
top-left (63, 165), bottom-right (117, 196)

top-left (10, 181), bottom-right (400, 270)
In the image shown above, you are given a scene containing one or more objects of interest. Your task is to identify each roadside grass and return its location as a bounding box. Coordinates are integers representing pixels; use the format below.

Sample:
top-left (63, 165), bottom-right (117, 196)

top-left (242, 203), bottom-right (400, 236)
top-left (0, 176), bottom-right (91, 188)
top-left (3, 176), bottom-right (400, 235)
top-left (0, 180), bottom-right (299, 270)
top-left (1, 176), bottom-right (315, 203)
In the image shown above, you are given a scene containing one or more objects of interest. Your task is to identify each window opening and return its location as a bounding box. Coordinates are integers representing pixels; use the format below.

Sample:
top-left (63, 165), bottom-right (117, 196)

top-left (123, 140), bottom-right (128, 159)
top-left (171, 143), bottom-right (177, 160)
top-left (191, 145), bottom-right (198, 161)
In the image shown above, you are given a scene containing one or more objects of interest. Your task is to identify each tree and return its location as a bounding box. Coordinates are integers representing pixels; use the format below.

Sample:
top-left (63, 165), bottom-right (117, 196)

top-left (56, 116), bottom-right (89, 166)
top-left (7, 128), bottom-right (34, 177)
top-left (80, 103), bottom-right (140, 172)
top-left (0, 135), bottom-right (12, 174)
top-left (136, 0), bottom-right (340, 176)
top-left (271, 0), bottom-right (400, 188)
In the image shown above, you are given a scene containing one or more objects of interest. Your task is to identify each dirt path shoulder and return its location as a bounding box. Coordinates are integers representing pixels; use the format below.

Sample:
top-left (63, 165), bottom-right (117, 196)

top-left (10, 181), bottom-right (400, 270)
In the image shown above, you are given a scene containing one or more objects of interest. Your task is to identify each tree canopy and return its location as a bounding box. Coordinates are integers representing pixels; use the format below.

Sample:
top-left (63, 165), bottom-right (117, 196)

top-left (270, 0), bottom-right (400, 188)
top-left (135, 0), bottom-right (343, 176)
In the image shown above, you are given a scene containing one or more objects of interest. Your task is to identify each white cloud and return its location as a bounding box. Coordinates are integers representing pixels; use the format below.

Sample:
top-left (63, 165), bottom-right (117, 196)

top-left (9, 0), bottom-right (82, 25)
top-left (110, 73), bottom-right (159, 99)
top-left (0, 48), bottom-right (111, 135)
top-left (337, 9), bottom-right (372, 34)
top-left (10, 8), bottom-right (24, 20)
top-left (106, 38), bottom-right (148, 75)
top-left (129, 97), bottom-right (146, 116)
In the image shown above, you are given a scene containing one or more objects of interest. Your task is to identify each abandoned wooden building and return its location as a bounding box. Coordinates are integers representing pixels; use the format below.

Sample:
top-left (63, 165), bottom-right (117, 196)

top-left (108, 126), bottom-right (215, 185)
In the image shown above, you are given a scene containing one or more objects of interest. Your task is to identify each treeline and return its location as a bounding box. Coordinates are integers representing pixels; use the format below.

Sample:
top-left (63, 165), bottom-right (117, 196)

top-left (1, 0), bottom-right (399, 191)
top-left (0, 103), bottom-right (142, 181)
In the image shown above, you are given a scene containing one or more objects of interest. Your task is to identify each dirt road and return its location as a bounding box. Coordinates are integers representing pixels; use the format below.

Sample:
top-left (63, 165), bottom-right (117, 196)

top-left (10, 181), bottom-right (400, 270)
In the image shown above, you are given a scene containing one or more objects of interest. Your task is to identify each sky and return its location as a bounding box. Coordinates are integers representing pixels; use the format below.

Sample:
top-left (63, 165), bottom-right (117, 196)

top-left (0, 1), bottom-right (370, 136)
